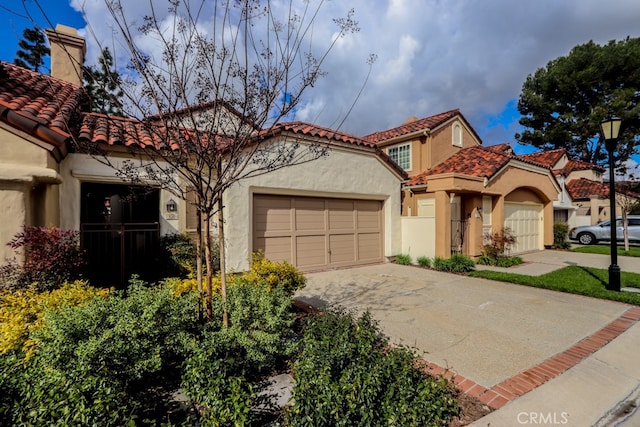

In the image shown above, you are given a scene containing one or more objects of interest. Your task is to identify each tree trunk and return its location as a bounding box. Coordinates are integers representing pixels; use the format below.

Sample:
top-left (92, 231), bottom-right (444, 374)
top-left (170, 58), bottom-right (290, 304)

top-left (217, 192), bottom-right (228, 327)
top-left (196, 207), bottom-right (203, 322)
top-left (204, 213), bottom-right (213, 320)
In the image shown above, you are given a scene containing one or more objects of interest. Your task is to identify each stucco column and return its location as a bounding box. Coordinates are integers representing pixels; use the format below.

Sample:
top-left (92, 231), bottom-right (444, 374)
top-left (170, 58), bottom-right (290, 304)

top-left (465, 196), bottom-right (484, 257)
top-left (543, 202), bottom-right (553, 248)
top-left (0, 182), bottom-right (29, 263)
top-left (434, 190), bottom-right (451, 257)
top-left (494, 195), bottom-right (505, 233)
top-left (589, 196), bottom-right (600, 224)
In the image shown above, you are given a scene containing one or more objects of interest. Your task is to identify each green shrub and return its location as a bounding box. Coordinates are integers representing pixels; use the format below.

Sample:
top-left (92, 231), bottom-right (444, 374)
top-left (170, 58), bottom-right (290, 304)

top-left (12, 278), bottom-right (202, 424)
top-left (417, 256), bottom-right (432, 268)
top-left (182, 283), bottom-right (297, 425)
top-left (286, 309), bottom-right (458, 426)
top-left (0, 226), bottom-right (85, 291)
top-left (553, 222), bottom-right (571, 249)
top-left (394, 254), bottom-right (412, 265)
top-left (0, 354), bottom-right (131, 426)
top-left (432, 254), bottom-right (475, 273)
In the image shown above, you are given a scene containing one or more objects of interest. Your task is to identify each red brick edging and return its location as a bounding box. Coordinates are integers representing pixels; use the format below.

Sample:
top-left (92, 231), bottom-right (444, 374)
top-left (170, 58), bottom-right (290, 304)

top-left (420, 306), bottom-right (640, 409)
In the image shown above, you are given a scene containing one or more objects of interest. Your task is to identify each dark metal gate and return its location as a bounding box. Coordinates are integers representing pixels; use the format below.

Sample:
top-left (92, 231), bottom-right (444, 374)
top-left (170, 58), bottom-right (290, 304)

top-left (81, 222), bottom-right (160, 287)
top-left (451, 219), bottom-right (469, 255)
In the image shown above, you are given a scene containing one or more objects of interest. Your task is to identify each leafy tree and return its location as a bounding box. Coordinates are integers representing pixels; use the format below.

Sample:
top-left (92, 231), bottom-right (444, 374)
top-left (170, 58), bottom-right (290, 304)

top-left (14, 27), bottom-right (50, 72)
top-left (83, 47), bottom-right (124, 116)
top-left (516, 37), bottom-right (640, 171)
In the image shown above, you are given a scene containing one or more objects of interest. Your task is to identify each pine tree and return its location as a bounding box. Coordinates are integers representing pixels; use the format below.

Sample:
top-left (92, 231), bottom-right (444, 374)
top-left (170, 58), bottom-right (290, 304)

top-left (14, 27), bottom-right (50, 72)
top-left (83, 47), bottom-right (124, 116)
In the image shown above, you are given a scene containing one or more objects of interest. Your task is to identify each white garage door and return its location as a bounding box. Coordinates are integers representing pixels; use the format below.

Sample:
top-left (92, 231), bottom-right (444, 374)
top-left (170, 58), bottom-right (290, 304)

top-left (504, 202), bottom-right (543, 254)
top-left (253, 194), bottom-right (384, 271)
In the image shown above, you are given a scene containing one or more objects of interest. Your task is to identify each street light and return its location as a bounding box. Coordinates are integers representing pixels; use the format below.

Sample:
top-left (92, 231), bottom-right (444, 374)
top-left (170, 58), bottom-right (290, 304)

top-left (600, 116), bottom-right (622, 292)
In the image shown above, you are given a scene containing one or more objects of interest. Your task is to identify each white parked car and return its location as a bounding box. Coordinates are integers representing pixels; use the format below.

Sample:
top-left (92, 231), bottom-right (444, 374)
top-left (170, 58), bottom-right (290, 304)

top-left (569, 216), bottom-right (640, 245)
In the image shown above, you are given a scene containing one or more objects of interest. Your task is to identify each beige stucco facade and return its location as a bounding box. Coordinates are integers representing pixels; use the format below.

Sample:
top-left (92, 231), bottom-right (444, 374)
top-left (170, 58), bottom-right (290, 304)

top-left (224, 136), bottom-right (404, 272)
top-left (403, 164), bottom-right (559, 259)
top-left (380, 118), bottom-right (479, 176)
top-left (0, 126), bottom-right (63, 262)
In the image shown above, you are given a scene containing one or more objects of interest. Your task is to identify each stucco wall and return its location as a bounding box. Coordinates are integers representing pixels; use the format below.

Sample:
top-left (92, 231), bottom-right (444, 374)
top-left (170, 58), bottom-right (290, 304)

top-left (224, 140), bottom-right (403, 272)
top-left (0, 183), bottom-right (28, 262)
top-left (0, 129), bottom-right (63, 263)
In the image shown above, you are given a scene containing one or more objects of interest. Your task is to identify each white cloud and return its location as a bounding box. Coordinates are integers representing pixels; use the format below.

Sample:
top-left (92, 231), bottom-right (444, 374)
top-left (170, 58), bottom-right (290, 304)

top-left (70, 0), bottom-right (640, 149)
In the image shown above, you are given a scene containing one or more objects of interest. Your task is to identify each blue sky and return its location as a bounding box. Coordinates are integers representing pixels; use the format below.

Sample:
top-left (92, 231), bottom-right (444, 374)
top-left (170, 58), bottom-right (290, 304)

top-left (1, 0), bottom-right (639, 168)
top-left (0, 0), bottom-right (84, 69)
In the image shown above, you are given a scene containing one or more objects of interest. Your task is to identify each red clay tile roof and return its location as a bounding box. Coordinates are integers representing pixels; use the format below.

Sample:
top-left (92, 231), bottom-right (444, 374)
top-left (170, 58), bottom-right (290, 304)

top-left (0, 61), bottom-right (88, 147)
top-left (566, 178), bottom-right (609, 199)
top-left (485, 143), bottom-right (514, 154)
top-left (266, 121), bottom-right (375, 147)
top-left (363, 109), bottom-right (470, 144)
top-left (562, 159), bottom-right (605, 174)
top-left (405, 145), bottom-right (553, 186)
top-left (567, 177), bottom-right (640, 200)
top-left (518, 149), bottom-right (605, 176)
top-left (518, 148), bottom-right (566, 168)
top-left (77, 112), bottom-right (211, 151)
top-left (406, 146), bottom-right (511, 185)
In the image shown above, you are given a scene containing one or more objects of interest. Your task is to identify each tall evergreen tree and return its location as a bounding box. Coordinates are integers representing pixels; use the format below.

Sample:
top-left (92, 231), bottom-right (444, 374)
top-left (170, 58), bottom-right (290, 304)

top-left (516, 37), bottom-right (640, 170)
top-left (14, 27), bottom-right (50, 72)
top-left (83, 47), bottom-right (124, 116)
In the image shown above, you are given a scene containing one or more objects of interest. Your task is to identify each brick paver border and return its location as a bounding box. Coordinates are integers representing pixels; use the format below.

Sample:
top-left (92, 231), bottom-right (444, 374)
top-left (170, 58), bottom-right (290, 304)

top-left (419, 306), bottom-right (640, 409)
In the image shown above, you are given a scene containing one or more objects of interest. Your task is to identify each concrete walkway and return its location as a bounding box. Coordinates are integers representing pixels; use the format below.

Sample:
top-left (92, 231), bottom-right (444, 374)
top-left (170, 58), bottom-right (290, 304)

top-left (295, 250), bottom-right (640, 426)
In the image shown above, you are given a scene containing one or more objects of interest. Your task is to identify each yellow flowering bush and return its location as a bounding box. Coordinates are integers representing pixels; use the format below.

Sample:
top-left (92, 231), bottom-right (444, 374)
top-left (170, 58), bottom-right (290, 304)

top-left (0, 281), bottom-right (109, 358)
top-left (240, 252), bottom-right (306, 296)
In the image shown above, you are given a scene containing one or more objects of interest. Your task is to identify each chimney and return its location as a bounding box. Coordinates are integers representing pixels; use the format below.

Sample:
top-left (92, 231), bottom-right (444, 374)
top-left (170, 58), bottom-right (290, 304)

top-left (45, 24), bottom-right (86, 87)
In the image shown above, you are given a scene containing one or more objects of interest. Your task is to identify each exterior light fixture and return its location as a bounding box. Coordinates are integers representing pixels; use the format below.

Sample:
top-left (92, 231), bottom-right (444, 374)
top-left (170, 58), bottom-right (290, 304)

top-left (166, 199), bottom-right (177, 213)
top-left (600, 117), bottom-right (622, 292)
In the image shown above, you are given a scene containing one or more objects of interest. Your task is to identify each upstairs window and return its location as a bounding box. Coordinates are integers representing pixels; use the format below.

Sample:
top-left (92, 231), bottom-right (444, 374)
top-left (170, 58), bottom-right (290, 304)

top-left (388, 143), bottom-right (411, 170)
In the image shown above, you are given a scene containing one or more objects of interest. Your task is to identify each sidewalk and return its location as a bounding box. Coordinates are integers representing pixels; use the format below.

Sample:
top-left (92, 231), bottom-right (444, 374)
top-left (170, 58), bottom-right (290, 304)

top-left (476, 249), bottom-right (640, 276)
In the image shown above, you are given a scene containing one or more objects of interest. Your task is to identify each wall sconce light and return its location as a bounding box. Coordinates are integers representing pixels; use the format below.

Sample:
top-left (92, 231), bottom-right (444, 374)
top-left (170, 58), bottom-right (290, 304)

top-left (476, 206), bottom-right (482, 213)
top-left (166, 199), bottom-right (177, 213)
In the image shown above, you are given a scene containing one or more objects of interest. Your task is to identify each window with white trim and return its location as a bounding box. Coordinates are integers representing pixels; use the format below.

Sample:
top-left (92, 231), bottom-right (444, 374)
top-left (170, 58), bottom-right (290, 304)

top-left (388, 143), bottom-right (411, 170)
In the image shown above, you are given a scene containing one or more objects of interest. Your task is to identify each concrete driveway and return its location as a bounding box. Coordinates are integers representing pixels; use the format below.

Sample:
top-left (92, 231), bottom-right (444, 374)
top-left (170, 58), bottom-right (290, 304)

top-left (295, 258), bottom-right (630, 389)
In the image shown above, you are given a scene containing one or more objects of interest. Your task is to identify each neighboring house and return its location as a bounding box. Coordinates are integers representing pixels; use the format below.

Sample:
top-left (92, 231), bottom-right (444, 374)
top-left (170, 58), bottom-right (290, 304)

top-left (516, 148), bottom-right (640, 228)
top-left (0, 25), bottom-right (406, 286)
top-left (365, 112), bottom-right (560, 259)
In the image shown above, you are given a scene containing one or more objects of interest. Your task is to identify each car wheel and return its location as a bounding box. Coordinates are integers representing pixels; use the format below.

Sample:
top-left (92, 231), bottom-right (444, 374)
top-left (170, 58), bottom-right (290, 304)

top-left (578, 232), bottom-right (596, 245)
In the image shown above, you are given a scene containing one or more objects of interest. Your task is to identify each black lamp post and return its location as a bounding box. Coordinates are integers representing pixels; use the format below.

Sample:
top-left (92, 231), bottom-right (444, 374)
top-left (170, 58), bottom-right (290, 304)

top-left (600, 117), bottom-right (622, 292)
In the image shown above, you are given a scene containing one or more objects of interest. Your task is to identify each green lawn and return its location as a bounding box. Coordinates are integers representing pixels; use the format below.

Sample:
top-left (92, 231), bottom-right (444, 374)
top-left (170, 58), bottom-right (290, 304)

top-left (572, 245), bottom-right (640, 257)
top-left (469, 266), bottom-right (640, 305)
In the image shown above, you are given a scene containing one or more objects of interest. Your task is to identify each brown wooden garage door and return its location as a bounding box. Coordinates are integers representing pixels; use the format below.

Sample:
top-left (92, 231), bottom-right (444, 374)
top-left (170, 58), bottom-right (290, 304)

top-left (253, 194), bottom-right (384, 271)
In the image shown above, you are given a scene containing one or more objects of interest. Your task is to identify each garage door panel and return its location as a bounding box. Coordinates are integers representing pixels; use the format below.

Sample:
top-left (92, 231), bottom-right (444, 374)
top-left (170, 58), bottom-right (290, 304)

top-left (358, 233), bottom-right (382, 261)
top-left (357, 201), bottom-right (382, 230)
top-left (254, 196), bottom-right (292, 232)
top-left (328, 200), bottom-right (355, 231)
top-left (294, 199), bottom-right (326, 231)
top-left (296, 235), bottom-right (327, 268)
top-left (256, 236), bottom-right (292, 263)
top-left (329, 234), bottom-right (356, 264)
